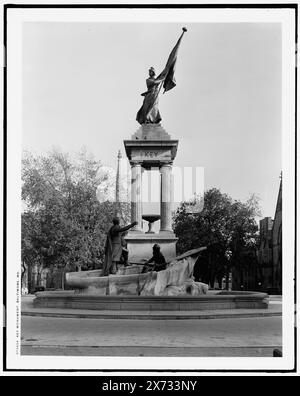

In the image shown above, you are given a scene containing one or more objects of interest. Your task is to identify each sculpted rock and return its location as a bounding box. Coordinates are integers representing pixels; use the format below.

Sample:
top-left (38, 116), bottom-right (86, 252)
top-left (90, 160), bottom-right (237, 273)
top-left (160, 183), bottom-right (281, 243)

top-left (164, 280), bottom-right (208, 296)
top-left (139, 271), bottom-right (158, 296)
top-left (140, 256), bottom-right (208, 296)
top-left (190, 281), bottom-right (208, 295)
top-left (66, 248), bottom-right (208, 296)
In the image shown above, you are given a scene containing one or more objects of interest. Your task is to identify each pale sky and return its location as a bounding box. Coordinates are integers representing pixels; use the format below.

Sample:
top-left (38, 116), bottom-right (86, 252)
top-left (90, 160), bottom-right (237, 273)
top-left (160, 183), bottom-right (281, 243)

top-left (22, 22), bottom-right (282, 218)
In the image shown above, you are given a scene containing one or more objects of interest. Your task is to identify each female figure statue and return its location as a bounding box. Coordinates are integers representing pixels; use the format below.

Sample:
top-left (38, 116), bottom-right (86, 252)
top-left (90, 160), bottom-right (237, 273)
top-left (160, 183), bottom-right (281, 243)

top-left (136, 67), bottom-right (164, 125)
top-left (136, 28), bottom-right (187, 125)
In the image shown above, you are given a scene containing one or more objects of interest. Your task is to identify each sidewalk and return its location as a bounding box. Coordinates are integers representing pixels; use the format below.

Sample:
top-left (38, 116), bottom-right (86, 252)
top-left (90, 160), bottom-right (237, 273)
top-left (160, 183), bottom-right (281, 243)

top-left (21, 294), bottom-right (282, 320)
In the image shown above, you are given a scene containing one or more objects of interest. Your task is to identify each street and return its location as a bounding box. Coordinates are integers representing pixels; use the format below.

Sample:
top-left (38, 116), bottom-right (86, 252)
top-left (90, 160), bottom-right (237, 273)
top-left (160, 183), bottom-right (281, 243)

top-left (21, 315), bottom-right (282, 357)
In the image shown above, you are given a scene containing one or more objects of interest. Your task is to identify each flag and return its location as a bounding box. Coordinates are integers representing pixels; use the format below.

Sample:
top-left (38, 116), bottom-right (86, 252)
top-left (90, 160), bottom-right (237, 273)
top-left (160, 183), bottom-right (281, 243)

top-left (157, 28), bottom-right (187, 93)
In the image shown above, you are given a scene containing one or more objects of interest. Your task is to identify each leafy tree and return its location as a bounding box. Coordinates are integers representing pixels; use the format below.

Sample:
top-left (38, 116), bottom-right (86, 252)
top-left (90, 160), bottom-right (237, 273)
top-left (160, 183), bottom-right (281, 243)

top-left (21, 211), bottom-right (41, 292)
top-left (21, 148), bottom-right (130, 289)
top-left (173, 188), bottom-right (260, 288)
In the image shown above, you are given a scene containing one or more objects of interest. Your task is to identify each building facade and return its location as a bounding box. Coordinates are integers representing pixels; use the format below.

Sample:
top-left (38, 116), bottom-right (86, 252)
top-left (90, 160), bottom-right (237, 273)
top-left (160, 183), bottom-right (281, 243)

top-left (257, 178), bottom-right (282, 293)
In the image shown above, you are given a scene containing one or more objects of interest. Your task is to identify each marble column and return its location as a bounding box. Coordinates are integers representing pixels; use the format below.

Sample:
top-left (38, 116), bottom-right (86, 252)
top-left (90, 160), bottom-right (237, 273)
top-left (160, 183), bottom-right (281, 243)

top-left (160, 163), bottom-right (173, 232)
top-left (130, 162), bottom-right (143, 232)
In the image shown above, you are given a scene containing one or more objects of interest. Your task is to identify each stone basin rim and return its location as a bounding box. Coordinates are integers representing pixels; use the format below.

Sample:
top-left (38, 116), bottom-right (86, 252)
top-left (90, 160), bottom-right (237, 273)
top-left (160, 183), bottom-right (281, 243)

top-left (33, 291), bottom-right (269, 310)
top-left (35, 291), bottom-right (269, 300)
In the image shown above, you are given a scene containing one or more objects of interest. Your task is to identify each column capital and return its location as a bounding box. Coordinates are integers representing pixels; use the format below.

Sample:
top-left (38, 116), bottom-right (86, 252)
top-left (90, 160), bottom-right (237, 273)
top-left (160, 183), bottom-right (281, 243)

top-left (130, 160), bottom-right (143, 167)
top-left (159, 162), bottom-right (173, 171)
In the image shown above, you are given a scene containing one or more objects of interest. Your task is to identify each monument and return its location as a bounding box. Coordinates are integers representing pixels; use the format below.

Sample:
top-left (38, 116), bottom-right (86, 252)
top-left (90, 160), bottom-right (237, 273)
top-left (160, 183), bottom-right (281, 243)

top-left (33, 28), bottom-right (269, 311)
top-left (124, 27), bottom-right (187, 263)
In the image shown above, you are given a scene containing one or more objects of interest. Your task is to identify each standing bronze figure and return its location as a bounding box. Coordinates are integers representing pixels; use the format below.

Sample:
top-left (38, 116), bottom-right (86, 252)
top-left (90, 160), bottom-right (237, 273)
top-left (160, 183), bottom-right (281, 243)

top-left (102, 218), bottom-right (137, 276)
top-left (136, 67), bottom-right (164, 124)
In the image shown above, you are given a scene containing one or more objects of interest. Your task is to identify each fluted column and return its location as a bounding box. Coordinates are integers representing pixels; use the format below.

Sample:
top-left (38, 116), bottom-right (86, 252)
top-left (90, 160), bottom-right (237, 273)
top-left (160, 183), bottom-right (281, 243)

top-left (160, 163), bottom-right (173, 232)
top-left (131, 162), bottom-right (143, 232)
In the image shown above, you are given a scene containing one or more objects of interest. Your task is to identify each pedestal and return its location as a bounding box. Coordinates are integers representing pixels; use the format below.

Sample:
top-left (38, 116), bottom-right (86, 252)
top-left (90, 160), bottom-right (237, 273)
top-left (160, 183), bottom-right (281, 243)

top-left (124, 124), bottom-right (179, 263)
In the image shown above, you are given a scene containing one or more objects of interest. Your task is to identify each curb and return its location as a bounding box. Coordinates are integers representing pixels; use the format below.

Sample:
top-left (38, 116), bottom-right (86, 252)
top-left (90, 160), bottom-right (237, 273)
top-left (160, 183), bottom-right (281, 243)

top-left (21, 344), bottom-right (283, 357)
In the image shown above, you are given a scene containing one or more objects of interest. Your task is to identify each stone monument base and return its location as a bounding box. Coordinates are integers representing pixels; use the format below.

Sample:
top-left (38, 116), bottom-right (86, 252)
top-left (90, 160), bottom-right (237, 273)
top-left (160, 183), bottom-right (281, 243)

top-left (125, 232), bottom-right (178, 263)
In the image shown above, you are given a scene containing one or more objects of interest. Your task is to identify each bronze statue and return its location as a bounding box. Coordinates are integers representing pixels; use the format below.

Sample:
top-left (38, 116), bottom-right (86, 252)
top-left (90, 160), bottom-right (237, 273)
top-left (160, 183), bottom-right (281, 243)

top-left (136, 27), bottom-right (187, 125)
top-left (141, 244), bottom-right (167, 273)
top-left (136, 67), bottom-right (164, 124)
top-left (102, 217), bottom-right (137, 276)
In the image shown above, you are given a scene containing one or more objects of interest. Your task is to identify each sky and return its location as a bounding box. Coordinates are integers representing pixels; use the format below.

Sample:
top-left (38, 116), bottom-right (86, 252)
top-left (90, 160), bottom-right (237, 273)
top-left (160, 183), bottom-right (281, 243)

top-left (22, 21), bottom-right (282, 219)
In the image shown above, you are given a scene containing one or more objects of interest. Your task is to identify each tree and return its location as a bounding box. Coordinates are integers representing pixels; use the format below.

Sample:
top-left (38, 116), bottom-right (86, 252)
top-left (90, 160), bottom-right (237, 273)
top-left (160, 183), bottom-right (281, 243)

top-left (21, 211), bottom-right (41, 292)
top-left (21, 148), bottom-right (130, 289)
top-left (173, 188), bottom-right (260, 289)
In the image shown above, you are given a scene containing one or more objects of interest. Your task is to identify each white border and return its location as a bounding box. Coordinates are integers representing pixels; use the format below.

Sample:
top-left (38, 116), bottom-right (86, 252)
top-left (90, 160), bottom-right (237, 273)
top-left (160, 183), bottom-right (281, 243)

top-left (5, 6), bottom-right (296, 372)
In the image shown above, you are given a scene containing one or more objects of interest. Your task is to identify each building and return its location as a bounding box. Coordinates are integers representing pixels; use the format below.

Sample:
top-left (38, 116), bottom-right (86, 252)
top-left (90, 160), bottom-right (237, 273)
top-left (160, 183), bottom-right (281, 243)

top-left (257, 177), bottom-right (282, 293)
top-left (231, 246), bottom-right (260, 291)
top-left (22, 262), bottom-right (65, 293)
top-left (271, 177), bottom-right (282, 292)
top-left (257, 216), bottom-right (274, 286)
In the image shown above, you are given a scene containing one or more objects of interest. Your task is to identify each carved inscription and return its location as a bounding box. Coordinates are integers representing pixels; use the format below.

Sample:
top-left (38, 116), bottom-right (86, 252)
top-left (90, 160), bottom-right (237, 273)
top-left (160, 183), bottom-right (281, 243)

top-left (131, 148), bottom-right (172, 163)
top-left (143, 151), bottom-right (159, 158)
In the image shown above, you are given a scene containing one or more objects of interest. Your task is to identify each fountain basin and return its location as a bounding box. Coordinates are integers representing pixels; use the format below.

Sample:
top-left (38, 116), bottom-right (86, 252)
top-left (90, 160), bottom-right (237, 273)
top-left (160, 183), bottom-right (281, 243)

top-left (32, 247), bottom-right (269, 311)
top-left (142, 214), bottom-right (161, 233)
top-left (33, 290), bottom-right (269, 311)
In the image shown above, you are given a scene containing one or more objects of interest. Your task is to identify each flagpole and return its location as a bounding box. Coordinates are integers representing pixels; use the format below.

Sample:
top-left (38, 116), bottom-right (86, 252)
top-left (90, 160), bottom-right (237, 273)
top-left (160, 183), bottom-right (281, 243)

top-left (159, 26), bottom-right (187, 96)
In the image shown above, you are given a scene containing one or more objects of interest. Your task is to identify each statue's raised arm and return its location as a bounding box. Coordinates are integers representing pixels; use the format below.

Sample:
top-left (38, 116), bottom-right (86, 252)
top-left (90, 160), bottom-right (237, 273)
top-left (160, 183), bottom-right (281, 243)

top-left (136, 27), bottom-right (187, 125)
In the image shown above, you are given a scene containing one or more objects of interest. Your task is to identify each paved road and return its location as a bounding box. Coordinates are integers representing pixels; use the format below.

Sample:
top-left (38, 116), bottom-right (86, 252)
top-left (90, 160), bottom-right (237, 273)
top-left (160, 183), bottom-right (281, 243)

top-left (21, 315), bottom-right (282, 357)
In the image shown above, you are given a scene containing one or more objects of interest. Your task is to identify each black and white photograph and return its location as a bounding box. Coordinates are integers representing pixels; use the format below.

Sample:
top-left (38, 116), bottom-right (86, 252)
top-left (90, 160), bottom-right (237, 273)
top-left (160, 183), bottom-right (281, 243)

top-left (2, 2), bottom-right (297, 376)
